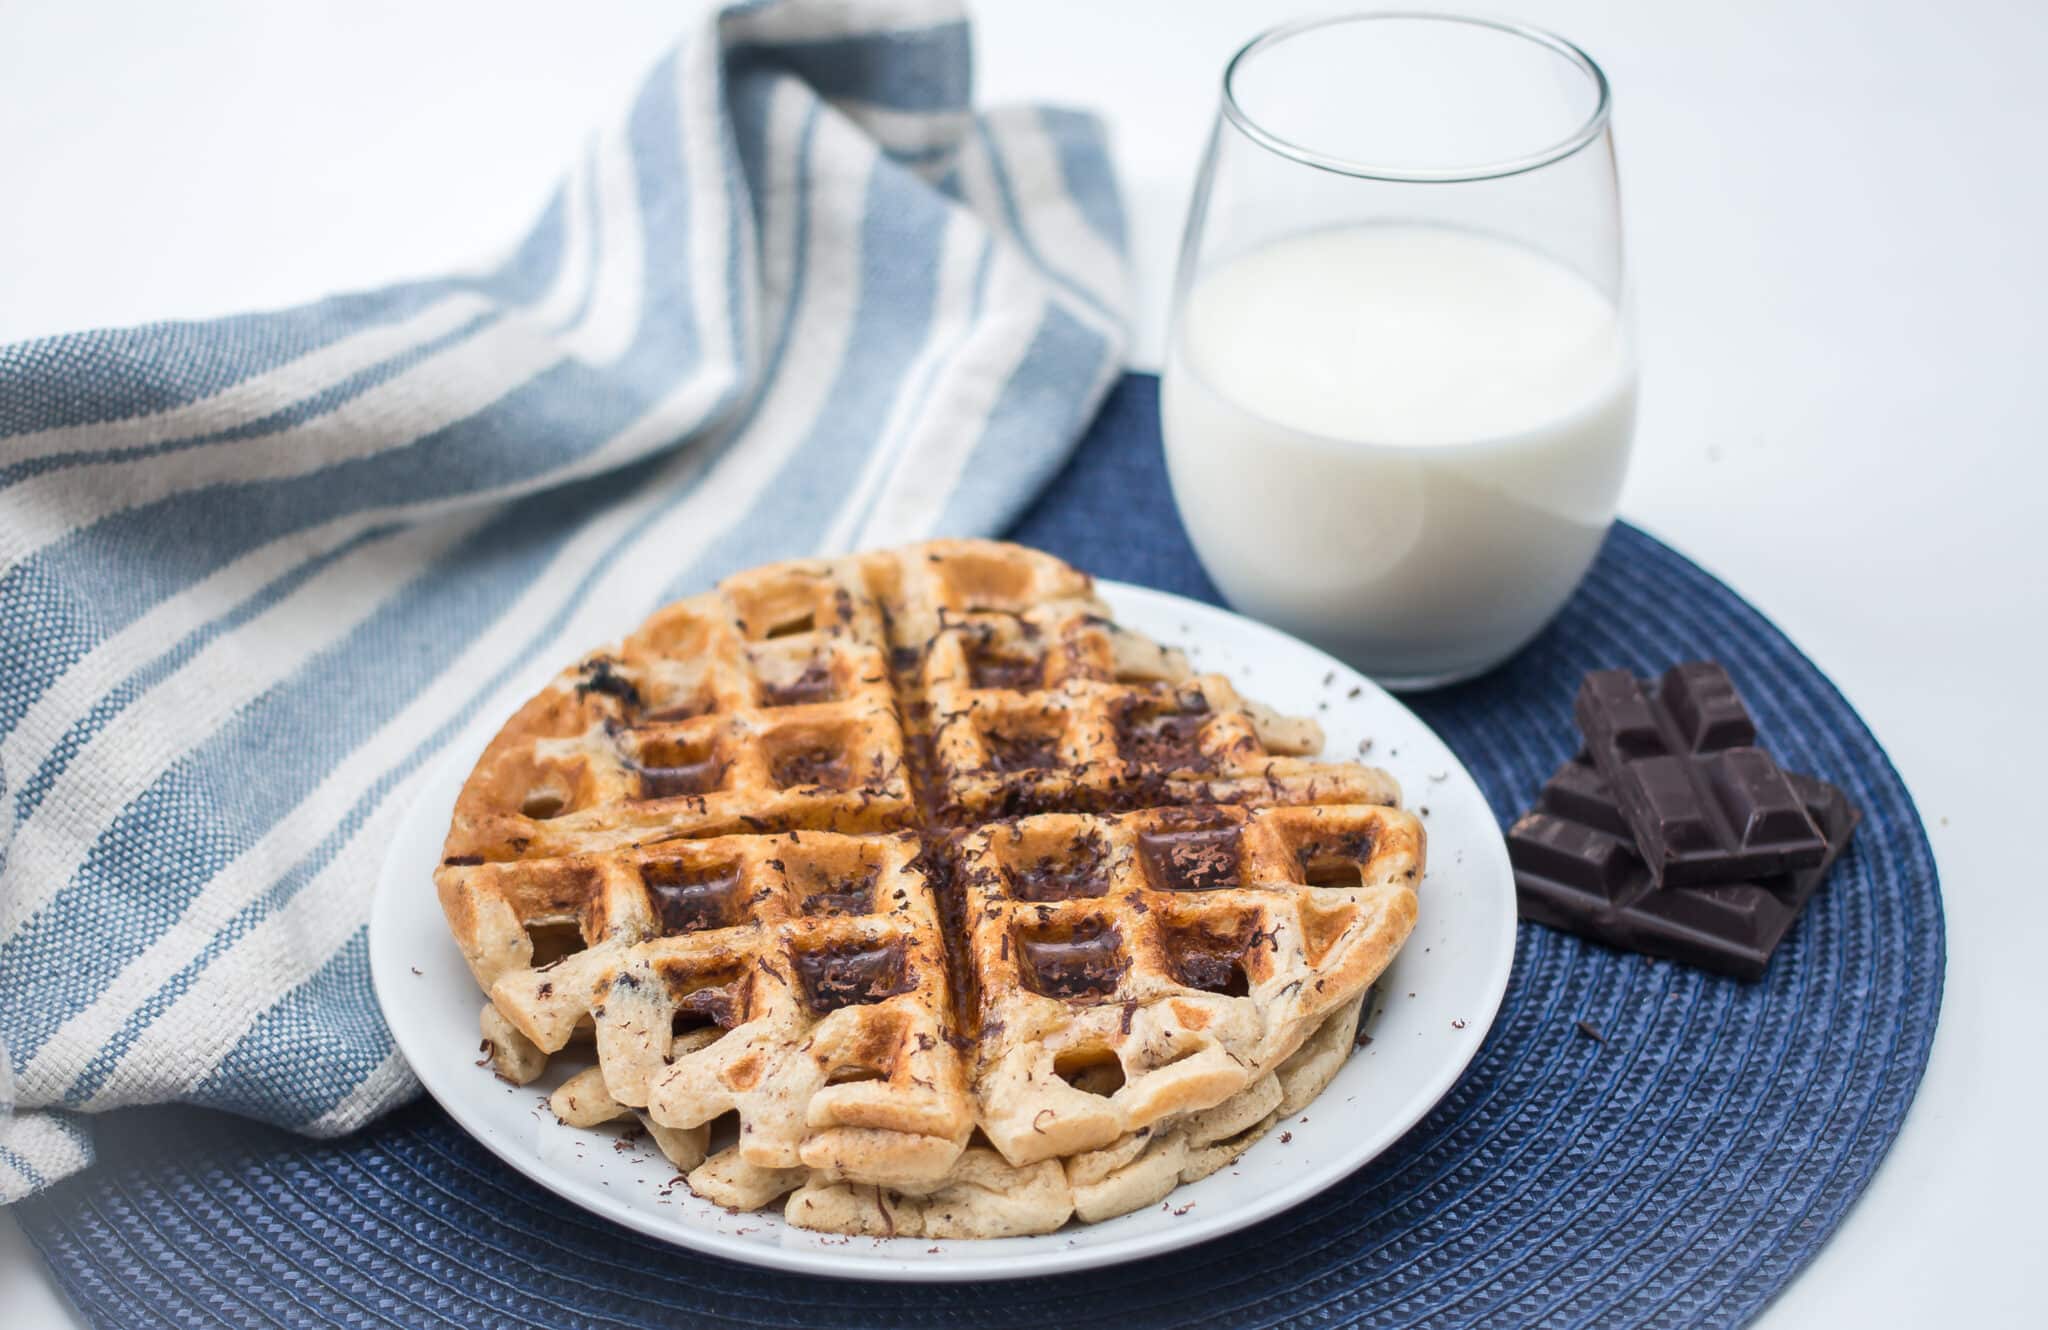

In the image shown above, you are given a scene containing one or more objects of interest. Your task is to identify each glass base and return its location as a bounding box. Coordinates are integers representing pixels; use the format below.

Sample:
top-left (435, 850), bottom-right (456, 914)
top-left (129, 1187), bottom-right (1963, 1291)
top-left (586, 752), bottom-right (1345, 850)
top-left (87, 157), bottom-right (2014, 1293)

top-left (1370, 659), bottom-right (1503, 693)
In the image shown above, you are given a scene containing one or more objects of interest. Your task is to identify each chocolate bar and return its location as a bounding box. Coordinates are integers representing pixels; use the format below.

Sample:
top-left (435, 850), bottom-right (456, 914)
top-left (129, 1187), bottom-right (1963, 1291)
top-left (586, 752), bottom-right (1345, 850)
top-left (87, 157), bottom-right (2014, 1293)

top-left (1509, 756), bottom-right (1859, 980)
top-left (1574, 663), bottom-right (1828, 886)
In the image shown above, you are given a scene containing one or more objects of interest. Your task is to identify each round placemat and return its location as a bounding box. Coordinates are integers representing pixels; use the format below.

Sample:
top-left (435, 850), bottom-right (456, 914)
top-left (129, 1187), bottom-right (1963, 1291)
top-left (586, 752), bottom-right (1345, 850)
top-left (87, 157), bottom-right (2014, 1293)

top-left (14, 375), bottom-right (1943, 1329)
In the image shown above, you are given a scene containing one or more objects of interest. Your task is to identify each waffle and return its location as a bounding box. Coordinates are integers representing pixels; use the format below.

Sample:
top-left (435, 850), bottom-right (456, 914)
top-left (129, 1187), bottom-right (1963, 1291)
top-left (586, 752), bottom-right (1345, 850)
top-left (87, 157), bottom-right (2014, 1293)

top-left (442, 539), bottom-right (1421, 1236)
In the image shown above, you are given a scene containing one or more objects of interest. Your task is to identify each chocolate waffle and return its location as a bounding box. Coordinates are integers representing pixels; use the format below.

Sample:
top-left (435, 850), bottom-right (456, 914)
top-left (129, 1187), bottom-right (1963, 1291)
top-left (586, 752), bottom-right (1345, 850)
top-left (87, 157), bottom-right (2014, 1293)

top-left (435, 540), bottom-right (1421, 1236)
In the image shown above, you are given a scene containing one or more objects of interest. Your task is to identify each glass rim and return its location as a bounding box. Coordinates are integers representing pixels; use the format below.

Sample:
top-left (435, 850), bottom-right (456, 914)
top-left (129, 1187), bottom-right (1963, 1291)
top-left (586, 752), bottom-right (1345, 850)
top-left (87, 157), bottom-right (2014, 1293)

top-left (1220, 10), bottom-right (1613, 184)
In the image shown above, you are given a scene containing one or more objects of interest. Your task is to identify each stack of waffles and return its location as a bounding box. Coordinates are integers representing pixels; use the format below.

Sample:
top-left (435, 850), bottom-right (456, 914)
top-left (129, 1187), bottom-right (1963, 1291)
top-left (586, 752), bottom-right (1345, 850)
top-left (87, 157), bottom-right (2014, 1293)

top-left (436, 541), bottom-right (1422, 1237)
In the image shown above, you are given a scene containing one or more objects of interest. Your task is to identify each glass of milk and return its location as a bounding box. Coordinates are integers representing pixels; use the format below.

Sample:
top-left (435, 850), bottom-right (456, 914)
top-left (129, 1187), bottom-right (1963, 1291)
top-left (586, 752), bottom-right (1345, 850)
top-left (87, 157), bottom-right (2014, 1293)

top-left (1163, 13), bottom-right (1635, 688)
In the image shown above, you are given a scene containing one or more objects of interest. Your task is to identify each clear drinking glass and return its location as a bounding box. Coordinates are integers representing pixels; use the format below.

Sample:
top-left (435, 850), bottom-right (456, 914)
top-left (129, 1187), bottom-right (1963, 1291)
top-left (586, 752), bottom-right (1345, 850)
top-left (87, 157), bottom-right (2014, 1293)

top-left (1162, 12), bottom-right (1635, 689)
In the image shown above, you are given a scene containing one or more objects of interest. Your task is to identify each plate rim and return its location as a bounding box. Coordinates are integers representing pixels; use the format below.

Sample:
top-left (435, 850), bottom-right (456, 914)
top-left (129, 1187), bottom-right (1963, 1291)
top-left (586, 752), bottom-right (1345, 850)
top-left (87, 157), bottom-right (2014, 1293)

top-left (369, 578), bottom-right (1517, 1282)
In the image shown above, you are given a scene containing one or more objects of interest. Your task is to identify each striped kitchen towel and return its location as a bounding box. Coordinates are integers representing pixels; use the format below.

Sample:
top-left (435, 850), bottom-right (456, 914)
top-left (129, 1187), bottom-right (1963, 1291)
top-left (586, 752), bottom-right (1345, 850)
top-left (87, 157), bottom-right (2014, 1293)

top-left (0, 0), bottom-right (1127, 1202)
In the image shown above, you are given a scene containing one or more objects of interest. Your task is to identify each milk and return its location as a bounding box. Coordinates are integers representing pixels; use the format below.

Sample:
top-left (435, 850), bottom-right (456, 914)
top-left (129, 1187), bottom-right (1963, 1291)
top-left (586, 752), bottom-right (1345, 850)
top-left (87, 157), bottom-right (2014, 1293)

top-left (1163, 225), bottom-right (1637, 685)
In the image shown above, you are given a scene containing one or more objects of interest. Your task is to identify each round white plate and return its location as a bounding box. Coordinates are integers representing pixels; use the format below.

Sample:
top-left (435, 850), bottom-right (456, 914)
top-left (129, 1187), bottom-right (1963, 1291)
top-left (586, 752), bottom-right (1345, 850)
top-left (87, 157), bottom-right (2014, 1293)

top-left (369, 580), bottom-right (1516, 1282)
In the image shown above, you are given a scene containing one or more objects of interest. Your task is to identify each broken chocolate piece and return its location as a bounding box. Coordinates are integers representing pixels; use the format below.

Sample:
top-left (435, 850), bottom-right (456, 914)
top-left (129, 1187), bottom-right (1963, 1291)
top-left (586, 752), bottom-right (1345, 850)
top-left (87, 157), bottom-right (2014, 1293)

top-left (1509, 755), bottom-right (1859, 980)
top-left (1574, 663), bottom-right (1827, 885)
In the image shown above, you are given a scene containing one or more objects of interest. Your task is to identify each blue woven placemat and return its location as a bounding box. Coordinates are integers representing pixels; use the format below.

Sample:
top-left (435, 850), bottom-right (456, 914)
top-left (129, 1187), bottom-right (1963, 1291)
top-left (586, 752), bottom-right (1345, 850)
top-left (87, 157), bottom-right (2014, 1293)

top-left (14, 375), bottom-right (1944, 1329)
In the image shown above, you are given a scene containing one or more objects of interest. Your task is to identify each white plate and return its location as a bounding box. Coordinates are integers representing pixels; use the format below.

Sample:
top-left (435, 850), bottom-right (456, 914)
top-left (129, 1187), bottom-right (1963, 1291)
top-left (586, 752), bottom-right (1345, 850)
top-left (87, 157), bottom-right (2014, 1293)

top-left (369, 580), bottom-right (1516, 1282)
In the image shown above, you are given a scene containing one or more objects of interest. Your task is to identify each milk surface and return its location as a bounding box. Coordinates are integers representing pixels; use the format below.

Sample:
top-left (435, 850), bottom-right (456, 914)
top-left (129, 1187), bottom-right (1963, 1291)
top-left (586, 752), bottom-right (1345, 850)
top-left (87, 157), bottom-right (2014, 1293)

top-left (1163, 225), bottom-right (1637, 684)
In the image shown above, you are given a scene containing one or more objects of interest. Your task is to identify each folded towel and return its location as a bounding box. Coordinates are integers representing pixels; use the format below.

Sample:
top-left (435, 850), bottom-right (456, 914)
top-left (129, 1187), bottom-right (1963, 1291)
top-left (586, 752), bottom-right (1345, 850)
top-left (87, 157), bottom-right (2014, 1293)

top-left (0, 0), bottom-right (1127, 1202)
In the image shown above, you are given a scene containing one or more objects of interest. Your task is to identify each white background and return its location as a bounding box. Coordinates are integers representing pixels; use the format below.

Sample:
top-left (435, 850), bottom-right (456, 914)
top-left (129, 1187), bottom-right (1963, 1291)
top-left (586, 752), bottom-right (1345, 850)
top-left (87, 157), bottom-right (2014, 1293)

top-left (2, 0), bottom-right (2041, 1324)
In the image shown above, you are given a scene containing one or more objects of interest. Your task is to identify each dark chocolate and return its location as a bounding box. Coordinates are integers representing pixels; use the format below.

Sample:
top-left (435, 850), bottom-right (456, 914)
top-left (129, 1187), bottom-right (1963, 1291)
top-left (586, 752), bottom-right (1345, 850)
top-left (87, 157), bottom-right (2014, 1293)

top-left (1574, 663), bottom-right (1827, 885)
top-left (638, 758), bottom-right (724, 800)
top-left (1137, 824), bottom-right (1242, 892)
top-left (642, 693), bottom-right (713, 723)
top-left (1160, 917), bottom-right (1256, 995)
top-left (1114, 691), bottom-right (1213, 771)
top-left (635, 735), bottom-right (725, 800)
top-left (758, 658), bottom-right (837, 708)
top-left (655, 962), bottom-right (748, 1035)
top-left (643, 863), bottom-right (746, 934)
top-left (967, 644), bottom-right (1044, 692)
top-left (1295, 830), bottom-right (1379, 888)
top-left (771, 743), bottom-right (853, 791)
top-left (1018, 920), bottom-right (1125, 1000)
top-left (791, 940), bottom-right (913, 1013)
top-left (796, 863), bottom-right (880, 916)
top-left (1508, 755), bottom-right (1859, 980)
top-left (672, 982), bottom-right (742, 1032)
top-left (983, 725), bottom-right (1061, 773)
top-left (1005, 833), bottom-right (1111, 901)
top-left (574, 656), bottom-right (642, 710)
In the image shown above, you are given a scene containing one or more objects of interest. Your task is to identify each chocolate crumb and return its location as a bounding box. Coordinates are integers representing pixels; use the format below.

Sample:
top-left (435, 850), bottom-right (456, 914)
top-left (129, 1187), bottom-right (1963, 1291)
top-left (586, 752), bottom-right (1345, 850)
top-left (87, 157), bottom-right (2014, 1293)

top-left (1279, 1132), bottom-right (1293, 1144)
top-left (574, 656), bottom-right (642, 710)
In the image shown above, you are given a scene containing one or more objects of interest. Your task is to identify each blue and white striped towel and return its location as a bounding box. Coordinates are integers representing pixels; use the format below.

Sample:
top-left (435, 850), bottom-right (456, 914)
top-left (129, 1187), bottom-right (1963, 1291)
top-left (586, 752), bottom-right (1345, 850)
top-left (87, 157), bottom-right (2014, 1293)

top-left (0, 0), bottom-right (1127, 1202)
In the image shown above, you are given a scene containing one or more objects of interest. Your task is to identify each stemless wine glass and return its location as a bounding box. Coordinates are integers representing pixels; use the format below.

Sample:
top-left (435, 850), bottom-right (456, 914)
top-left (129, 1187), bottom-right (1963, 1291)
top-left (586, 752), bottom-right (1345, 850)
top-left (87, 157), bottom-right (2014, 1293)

top-left (1162, 12), bottom-right (1634, 689)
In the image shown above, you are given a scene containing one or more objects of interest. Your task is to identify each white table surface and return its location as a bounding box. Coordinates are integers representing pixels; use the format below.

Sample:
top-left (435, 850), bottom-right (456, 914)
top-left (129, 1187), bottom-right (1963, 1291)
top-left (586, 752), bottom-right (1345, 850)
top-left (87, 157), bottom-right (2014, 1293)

top-left (2, 1), bottom-right (2040, 1325)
